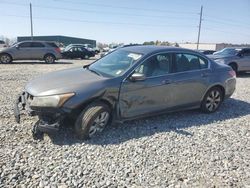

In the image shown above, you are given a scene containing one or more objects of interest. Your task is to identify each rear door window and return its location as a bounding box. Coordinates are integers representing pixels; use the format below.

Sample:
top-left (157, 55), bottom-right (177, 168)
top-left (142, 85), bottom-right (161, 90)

top-left (31, 42), bottom-right (45, 48)
top-left (173, 53), bottom-right (208, 72)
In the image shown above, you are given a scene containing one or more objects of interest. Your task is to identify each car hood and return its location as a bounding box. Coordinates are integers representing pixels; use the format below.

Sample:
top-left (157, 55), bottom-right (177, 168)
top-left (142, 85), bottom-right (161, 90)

top-left (25, 67), bottom-right (107, 96)
top-left (207, 54), bottom-right (236, 60)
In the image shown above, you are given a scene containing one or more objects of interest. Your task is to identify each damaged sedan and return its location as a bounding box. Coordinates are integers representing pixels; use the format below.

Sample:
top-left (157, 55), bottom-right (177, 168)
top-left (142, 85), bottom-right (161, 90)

top-left (14, 46), bottom-right (236, 139)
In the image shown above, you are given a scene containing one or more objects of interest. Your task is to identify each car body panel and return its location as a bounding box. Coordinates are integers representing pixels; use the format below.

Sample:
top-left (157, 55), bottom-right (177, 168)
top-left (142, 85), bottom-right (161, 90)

top-left (25, 67), bottom-right (106, 96)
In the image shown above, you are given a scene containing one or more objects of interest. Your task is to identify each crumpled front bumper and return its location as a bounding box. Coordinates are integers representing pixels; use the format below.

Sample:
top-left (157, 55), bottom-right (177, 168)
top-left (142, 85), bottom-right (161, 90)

top-left (14, 92), bottom-right (34, 123)
top-left (14, 92), bottom-right (63, 133)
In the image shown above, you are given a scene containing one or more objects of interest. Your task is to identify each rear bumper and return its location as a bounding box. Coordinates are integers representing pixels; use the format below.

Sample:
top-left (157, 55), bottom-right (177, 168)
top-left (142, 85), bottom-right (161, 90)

top-left (225, 78), bottom-right (236, 99)
top-left (14, 92), bottom-right (66, 133)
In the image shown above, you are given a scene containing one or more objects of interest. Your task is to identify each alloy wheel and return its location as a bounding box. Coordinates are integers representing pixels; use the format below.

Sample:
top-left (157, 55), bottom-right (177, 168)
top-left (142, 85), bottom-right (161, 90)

top-left (0, 54), bottom-right (11, 63)
top-left (45, 56), bottom-right (54, 63)
top-left (88, 111), bottom-right (109, 137)
top-left (205, 90), bottom-right (221, 112)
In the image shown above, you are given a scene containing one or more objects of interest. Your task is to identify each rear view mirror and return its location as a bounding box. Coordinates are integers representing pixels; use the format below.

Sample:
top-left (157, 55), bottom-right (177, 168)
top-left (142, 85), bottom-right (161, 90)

top-left (129, 73), bottom-right (146, 82)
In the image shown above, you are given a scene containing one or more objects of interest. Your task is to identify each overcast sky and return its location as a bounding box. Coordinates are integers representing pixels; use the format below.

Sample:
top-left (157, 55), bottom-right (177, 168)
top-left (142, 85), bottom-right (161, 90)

top-left (0, 0), bottom-right (250, 44)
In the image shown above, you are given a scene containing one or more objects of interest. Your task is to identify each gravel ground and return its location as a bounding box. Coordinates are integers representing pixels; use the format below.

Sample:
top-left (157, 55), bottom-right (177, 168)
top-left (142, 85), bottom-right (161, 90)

top-left (0, 59), bottom-right (250, 187)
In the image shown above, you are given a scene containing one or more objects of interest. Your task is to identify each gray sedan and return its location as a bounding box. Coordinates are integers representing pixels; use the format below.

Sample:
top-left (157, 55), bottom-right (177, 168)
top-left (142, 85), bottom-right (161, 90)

top-left (208, 47), bottom-right (250, 73)
top-left (14, 46), bottom-right (236, 140)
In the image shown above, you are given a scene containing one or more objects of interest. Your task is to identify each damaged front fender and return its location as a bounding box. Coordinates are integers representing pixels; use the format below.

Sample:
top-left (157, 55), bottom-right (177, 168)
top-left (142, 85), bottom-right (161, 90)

top-left (14, 92), bottom-right (66, 134)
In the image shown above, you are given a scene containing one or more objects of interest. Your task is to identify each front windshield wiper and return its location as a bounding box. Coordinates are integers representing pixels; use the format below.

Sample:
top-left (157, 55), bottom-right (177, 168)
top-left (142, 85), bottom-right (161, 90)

top-left (85, 66), bottom-right (102, 77)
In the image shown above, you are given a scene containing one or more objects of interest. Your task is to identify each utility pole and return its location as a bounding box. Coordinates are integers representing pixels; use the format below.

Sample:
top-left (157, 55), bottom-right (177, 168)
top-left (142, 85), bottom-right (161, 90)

top-left (30, 3), bottom-right (34, 40)
top-left (196, 5), bottom-right (203, 50)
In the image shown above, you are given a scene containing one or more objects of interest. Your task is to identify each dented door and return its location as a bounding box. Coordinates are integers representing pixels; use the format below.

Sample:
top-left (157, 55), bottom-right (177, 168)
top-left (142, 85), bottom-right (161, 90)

top-left (119, 75), bottom-right (176, 119)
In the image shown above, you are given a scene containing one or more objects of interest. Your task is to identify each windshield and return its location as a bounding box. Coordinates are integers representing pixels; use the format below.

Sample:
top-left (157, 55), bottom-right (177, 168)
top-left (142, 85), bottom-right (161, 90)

top-left (214, 48), bottom-right (241, 56)
top-left (88, 49), bottom-right (142, 77)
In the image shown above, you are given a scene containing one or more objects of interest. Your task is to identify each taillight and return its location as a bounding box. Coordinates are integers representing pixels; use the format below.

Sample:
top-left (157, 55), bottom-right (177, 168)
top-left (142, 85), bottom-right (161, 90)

top-left (55, 47), bottom-right (61, 53)
top-left (229, 70), bottom-right (236, 77)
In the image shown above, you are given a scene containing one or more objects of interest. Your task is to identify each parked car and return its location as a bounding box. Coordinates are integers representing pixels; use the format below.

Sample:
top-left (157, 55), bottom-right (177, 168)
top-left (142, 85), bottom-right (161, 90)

top-left (100, 45), bottom-right (119, 58)
top-left (208, 47), bottom-right (250, 73)
top-left (0, 41), bottom-right (61, 64)
top-left (0, 40), bottom-right (7, 48)
top-left (100, 44), bottom-right (141, 58)
top-left (61, 46), bottom-right (95, 59)
top-left (64, 44), bottom-right (99, 54)
top-left (82, 44), bottom-right (100, 54)
top-left (198, 49), bottom-right (216, 55)
top-left (14, 46), bottom-right (236, 140)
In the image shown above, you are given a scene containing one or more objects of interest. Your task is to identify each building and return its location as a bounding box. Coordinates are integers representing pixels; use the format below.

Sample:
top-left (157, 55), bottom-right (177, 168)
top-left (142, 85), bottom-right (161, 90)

top-left (17, 35), bottom-right (96, 47)
top-left (179, 43), bottom-right (233, 51)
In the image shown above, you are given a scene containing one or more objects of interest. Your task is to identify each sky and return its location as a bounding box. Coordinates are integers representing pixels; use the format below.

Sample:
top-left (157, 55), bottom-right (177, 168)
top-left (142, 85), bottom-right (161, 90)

top-left (0, 0), bottom-right (250, 44)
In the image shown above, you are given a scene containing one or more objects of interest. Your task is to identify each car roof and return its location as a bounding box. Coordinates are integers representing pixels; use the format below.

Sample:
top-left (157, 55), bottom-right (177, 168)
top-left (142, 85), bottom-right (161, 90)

top-left (121, 45), bottom-right (197, 54)
top-left (18, 40), bottom-right (52, 43)
top-left (224, 47), bottom-right (250, 50)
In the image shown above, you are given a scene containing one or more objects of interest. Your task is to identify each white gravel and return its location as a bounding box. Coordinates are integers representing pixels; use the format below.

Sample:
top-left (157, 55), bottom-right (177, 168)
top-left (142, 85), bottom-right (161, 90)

top-left (0, 59), bottom-right (250, 187)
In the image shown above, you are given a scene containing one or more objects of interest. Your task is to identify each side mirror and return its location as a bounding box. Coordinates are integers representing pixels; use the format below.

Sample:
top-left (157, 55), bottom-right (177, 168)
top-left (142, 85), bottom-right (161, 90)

top-left (129, 73), bottom-right (146, 82)
top-left (16, 45), bottom-right (19, 49)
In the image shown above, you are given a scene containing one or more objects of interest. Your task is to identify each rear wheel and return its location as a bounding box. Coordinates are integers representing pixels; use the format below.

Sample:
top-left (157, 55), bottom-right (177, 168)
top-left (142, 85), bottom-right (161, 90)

top-left (74, 102), bottom-right (111, 140)
top-left (201, 87), bottom-right (223, 113)
top-left (0, 54), bottom-right (12, 64)
top-left (84, 55), bottom-right (89, 59)
top-left (44, 54), bottom-right (55, 64)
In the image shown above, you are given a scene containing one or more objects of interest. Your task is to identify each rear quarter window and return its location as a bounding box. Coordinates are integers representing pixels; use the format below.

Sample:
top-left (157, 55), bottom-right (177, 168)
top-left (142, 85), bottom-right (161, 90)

top-left (31, 42), bottom-right (45, 47)
top-left (46, 42), bottom-right (58, 48)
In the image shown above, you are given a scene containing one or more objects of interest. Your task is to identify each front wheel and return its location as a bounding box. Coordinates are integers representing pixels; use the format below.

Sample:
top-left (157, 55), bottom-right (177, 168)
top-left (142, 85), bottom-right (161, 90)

top-left (0, 54), bottom-right (12, 64)
top-left (74, 102), bottom-right (111, 140)
top-left (201, 87), bottom-right (223, 113)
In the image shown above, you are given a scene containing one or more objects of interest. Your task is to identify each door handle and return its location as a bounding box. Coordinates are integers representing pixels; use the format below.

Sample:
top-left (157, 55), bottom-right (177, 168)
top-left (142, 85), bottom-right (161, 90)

top-left (201, 72), bottom-right (209, 77)
top-left (162, 79), bottom-right (172, 84)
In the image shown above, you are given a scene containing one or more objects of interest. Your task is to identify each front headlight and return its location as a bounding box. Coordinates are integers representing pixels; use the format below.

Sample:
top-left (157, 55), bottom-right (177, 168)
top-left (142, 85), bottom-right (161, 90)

top-left (30, 93), bottom-right (75, 107)
top-left (215, 59), bottom-right (225, 64)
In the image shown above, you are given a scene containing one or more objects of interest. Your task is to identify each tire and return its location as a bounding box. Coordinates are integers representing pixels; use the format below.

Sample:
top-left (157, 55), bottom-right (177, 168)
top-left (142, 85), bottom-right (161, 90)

top-left (201, 87), bottom-right (223, 113)
top-left (84, 55), bottom-right (89, 59)
top-left (0, 53), bottom-right (12, 64)
top-left (229, 63), bottom-right (237, 73)
top-left (44, 54), bottom-right (56, 64)
top-left (74, 102), bottom-right (111, 140)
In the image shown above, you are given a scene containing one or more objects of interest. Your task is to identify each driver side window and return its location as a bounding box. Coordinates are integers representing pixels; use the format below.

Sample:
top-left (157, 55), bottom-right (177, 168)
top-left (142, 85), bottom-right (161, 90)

top-left (19, 42), bottom-right (32, 48)
top-left (135, 53), bottom-right (173, 77)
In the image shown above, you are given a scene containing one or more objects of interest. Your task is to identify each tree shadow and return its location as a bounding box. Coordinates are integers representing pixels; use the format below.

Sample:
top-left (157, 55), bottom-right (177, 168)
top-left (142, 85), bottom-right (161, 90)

top-left (48, 98), bottom-right (250, 146)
